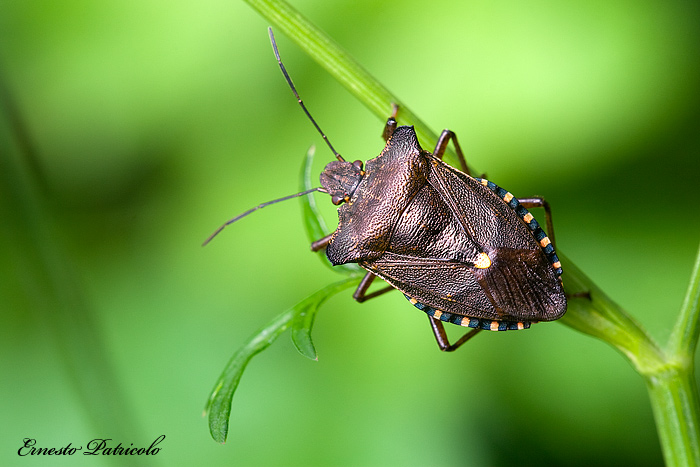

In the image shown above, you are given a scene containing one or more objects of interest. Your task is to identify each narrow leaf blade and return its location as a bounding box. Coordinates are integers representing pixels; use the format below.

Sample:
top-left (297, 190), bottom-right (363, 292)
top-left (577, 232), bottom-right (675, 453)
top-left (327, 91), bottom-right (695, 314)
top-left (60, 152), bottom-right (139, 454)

top-left (204, 276), bottom-right (359, 443)
top-left (299, 145), bottom-right (361, 274)
top-left (204, 306), bottom-right (296, 443)
top-left (290, 277), bottom-right (359, 360)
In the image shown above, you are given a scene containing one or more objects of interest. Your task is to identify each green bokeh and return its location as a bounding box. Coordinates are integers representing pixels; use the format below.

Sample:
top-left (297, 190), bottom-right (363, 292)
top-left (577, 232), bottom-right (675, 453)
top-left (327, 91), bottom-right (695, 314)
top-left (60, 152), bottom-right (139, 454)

top-left (1, 1), bottom-right (699, 466)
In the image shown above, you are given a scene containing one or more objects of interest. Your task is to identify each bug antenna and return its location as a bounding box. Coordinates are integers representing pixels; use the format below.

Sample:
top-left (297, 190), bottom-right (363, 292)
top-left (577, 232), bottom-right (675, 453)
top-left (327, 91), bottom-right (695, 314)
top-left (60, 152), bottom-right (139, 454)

top-left (202, 187), bottom-right (326, 246)
top-left (268, 27), bottom-right (345, 162)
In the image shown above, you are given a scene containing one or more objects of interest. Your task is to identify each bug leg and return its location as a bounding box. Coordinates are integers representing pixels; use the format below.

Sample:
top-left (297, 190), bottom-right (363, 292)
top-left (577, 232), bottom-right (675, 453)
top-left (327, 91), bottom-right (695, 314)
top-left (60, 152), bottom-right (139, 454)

top-left (311, 238), bottom-right (395, 301)
top-left (568, 291), bottom-right (592, 300)
top-left (310, 238), bottom-right (394, 301)
top-left (353, 272), bottom-right (394, 302)
top-left (310, 233), bottom-right (333, 252)
top-left (311, 236), bottom-right (394, 301)
top-left (517, 197), bottom-right (556, 247)
top-left (382, 103), bottom-right (399, 142)
top-left (433, 129), bottom-right (470, 175)
top-left (428, 316), bottom-right (482, 352)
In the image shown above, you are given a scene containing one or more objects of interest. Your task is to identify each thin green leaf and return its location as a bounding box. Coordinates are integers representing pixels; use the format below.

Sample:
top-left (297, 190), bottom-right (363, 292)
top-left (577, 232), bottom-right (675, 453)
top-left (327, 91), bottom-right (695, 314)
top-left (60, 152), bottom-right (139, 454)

top-left (668, 241), bottom-right (700, 361)
top-left (291, 276), bottom-right (360, 360)
top-left (291, 301), bottom-right (319, 360)
top-left (299, 145), bottom-right (329, 242)
top-left (299, 144), bottom-right (361, 274)
top-left (204, 308), bottom-right (294, 444)
top-left (205, 276), bottom-right (358, 443)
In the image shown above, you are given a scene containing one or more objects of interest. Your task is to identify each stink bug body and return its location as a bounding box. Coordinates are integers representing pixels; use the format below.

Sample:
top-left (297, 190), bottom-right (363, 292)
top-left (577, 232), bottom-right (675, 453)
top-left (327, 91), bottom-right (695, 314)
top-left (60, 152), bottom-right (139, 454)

top-left (205, 28), bottom-right (566, 351)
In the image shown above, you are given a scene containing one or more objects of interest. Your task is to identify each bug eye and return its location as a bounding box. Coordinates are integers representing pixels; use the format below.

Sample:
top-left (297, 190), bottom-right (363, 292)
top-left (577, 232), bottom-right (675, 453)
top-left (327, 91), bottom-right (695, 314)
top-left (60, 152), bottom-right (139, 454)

top-left (331, 195), bottom-right (344, 205)
top-left (352, 160), bottom-right (363, 171)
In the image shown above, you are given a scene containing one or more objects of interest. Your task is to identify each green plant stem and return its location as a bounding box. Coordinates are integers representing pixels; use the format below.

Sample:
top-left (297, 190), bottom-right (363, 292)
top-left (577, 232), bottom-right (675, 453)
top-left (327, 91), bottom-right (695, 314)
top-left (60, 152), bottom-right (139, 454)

top-left (669, 242), bottom-right (700, 360)
top-left (646, 368), bottom-right (700, 467)
top-left (558, 254), bottom-right (667, 374)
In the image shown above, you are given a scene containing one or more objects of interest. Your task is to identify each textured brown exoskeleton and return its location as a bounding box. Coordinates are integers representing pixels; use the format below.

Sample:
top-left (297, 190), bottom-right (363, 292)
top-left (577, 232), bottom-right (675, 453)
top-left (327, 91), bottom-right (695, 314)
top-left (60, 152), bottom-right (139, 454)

top-left (205, 28), bottom-right (566, 351)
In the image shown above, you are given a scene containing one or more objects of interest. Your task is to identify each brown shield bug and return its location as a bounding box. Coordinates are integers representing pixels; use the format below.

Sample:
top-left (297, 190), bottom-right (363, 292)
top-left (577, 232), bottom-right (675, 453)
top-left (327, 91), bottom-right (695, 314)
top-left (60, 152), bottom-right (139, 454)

top-left (204, 28), bottom-right (567, 351)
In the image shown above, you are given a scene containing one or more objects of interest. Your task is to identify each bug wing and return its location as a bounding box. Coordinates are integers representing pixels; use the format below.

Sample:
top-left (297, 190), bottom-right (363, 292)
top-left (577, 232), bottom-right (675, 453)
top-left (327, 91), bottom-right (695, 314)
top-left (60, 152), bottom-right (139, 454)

top-left (361, 254), bottom-right (495, 317)
top-left (471, 247), bottom-right (566, 320)
top-left (364, 249), bottom-right (564, 322)
top-left (364, 157), bottom-right (566, 322)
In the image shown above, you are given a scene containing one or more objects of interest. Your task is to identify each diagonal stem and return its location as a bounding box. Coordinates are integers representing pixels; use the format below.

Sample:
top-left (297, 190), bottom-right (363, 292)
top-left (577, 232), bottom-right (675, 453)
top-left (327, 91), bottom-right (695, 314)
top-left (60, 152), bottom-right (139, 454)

top-left (668, 241), bottom-right (700, 361)
top-left (242, 0), bottom-right (466, 167)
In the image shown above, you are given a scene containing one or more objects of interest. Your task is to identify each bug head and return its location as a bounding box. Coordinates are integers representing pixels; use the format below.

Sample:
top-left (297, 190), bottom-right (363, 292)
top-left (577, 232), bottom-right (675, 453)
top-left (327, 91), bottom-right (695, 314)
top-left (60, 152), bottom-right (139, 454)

top-left (320, 159), bottom-right (364, 205)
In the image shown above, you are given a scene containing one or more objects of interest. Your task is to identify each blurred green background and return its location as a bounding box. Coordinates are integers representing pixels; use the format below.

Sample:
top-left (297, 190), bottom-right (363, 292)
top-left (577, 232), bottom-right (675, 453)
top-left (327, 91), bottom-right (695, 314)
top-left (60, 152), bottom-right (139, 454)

top-left (1, 0), bottom-right (699, 466)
